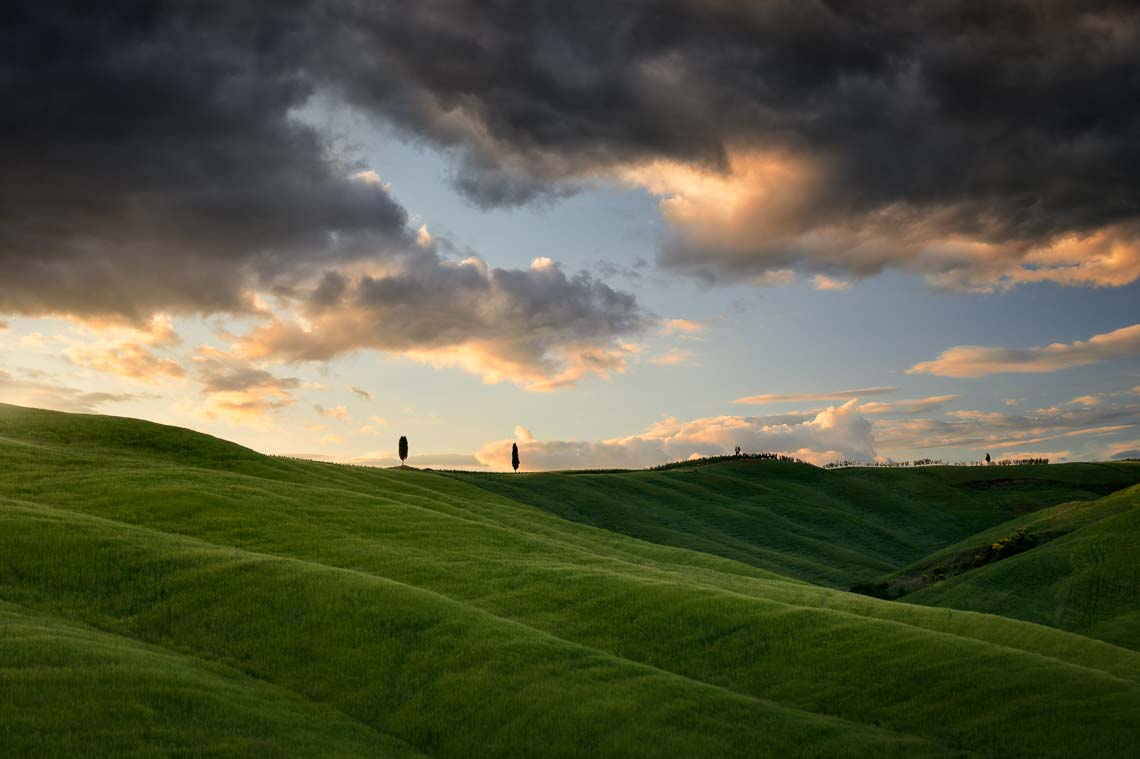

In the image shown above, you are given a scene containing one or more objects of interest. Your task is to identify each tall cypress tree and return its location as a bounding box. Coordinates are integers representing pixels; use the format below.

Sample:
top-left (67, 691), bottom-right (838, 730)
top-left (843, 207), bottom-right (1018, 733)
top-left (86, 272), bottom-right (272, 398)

top-left (511, 442), bottom-right (520, 473)
top-left (399, 435), bottom-right (408, 466)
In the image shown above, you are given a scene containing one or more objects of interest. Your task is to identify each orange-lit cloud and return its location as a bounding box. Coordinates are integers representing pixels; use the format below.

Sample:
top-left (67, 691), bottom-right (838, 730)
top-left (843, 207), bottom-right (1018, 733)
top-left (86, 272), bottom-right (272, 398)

top-left (349, 385), bottom-right (374, 401)
top-left (235, 254), bottom-right (648, 391)
top-left (812, 275), bottom-right (852, 292)
top-left (872, 395), bottom-right (1140, 456)
top-left (0, 368), bottom-right (146, 413)
top-left (191, 348), bottom-right (300, 425)
top-left (662, 318), bottom-right (706, 336)
top-left (400, 340), bottom-right (638, 392)
top-left (908, 323), bottom-right (1140, 377)
top-left (476, 400), bottom-right (875, 471)
top-left (736, 386), bottom-right (897, 405)
top-left (315, 403), bottom-right (351, 421)
top-left (64, 315), bottom-right (185, 382)
top-left (649, 347), bottom-right (697, 367)
top-left (857, 395), bottom-right (959, 415)
top-left (621, 147), bottom-right (1140, 292)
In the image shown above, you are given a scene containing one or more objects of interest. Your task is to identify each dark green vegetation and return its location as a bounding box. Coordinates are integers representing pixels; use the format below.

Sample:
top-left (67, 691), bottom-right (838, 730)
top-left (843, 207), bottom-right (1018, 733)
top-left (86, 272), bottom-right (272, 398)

top-left (2, 404), bottom-right (1140, 757)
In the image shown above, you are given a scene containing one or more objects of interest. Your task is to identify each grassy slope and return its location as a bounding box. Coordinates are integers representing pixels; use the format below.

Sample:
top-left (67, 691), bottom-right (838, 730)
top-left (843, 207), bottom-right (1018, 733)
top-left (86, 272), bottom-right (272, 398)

top-left (448, 461), bottom-right (1140, 587)
top-left (0, 602), bottom-right (419, 758)
top-left (3, 404), bottom-right (1140, 757)
top-left (903, 485), bottom-right (1140, 650)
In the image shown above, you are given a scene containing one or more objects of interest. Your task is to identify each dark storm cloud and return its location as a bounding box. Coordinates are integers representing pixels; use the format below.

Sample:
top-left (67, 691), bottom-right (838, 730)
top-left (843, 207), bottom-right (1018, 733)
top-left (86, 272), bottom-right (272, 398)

top-left (1, 1), bottom-right (650, 386)
top-left (1, 2), bottom-right (409, 320)
top-left (317, 1), bottom-right (1140, 285)
top-left (6, 0), bottom-right (1139, 324)
top-left (319, 2), bottom-right (1139, 211)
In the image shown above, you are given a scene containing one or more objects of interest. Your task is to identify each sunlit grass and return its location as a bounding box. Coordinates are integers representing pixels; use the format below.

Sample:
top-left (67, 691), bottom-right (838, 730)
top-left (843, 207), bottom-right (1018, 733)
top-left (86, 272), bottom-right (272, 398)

top-left (2, 403), bottom-right (1140, 757)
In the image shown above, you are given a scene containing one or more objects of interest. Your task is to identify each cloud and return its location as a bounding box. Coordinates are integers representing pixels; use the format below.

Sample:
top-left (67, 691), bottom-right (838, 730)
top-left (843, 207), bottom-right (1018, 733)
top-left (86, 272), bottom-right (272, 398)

top-left (1110, 436), bottom-right (1140, 461)
top-left (873, 396), bottom-right (1140, 455)
top-left (481, 394), bottom-right (1138, 469)
top-left (315, 404), bottom-right (351, 422)
top-left (475, 401), bottom-right (875, 471)
top-left (288, 451), bottom-right (486, 469)
top-left (63, 316), bottom-right (187, 382)
top-left (68, 342), bottom-right (186, 383)
top-left (6, 2), bottom-right (1137, 345)
top-left (812, 275), bottom-right (852, 292)
top-left (350, 170), bottom-right (388, 189)
top-left (1068, 395), bottom-right (1102, 407)
top-left (857, 395), bottom-right (959, 416)
top-left (635, 152), bottom-right (1140, 291)
top-left (663, 319), bottom-right (705, 336)
top-left (0, 369), bottom-right (144, 413)
top-left (2, 5), bottom-right (417, 322)
top-left (191, 348), bottom-right (300, 424)
top-left (736, 386), bottom-right (897, 405)
top-left (349, 385), bottom-right (374, 401)
top-left (2, 4), bottom-right (649, 392)
top-left (235, 252), bottom-right (649, 391)
top-left (908, 323), bottom-right (1140, 378)
top-left (993, 451), bottom-right (1072, 463)
top-left (649, 348), bottom-right (697, 367)
top-left (316, 2), bottom-right (1140, 290)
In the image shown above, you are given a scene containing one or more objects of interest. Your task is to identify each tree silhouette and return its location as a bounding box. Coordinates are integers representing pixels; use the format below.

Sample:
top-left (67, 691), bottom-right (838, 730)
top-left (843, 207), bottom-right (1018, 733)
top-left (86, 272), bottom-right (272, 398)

top-left (512, 443), bottom-right (520, 473)
top-left (985, 452), bottom-right (991, 465)
top-left (399, 435), bottom-right (408, 466)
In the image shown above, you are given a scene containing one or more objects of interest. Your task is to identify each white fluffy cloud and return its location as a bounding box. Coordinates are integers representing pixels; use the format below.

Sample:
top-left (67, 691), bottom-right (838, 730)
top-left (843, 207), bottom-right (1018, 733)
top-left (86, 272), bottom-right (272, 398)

top-left (476, 401), bottom-right (875, 471)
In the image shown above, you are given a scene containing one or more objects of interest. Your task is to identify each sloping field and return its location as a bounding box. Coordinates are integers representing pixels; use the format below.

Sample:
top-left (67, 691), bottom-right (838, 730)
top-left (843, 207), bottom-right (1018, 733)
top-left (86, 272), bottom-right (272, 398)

top-left (448, 461), bottom-right (1139, 587)
top-left (903, 485), bottom-right (1140, 650)
top-left (3, 404), bottom-right (1140, 757)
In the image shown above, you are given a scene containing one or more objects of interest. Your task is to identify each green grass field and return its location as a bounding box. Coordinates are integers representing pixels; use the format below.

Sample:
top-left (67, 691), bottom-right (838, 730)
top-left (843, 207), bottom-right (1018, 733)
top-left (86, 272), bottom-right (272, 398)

top-left (901, 485), bottom-right (1140, 649)
top-left (448, 461), bottom-right (1139, 587)
top-left (2, 403), bottom-right (1140, 757)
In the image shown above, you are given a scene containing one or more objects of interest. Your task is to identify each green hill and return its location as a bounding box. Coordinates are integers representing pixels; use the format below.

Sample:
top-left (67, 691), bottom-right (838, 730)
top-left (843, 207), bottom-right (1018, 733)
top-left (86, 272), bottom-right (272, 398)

top-left (448, 460), bottom-right (1139, 587)
top-left (3, 404), bottom-right (1140, 757)
top-left (900, 485), bottom-right (1140, 650)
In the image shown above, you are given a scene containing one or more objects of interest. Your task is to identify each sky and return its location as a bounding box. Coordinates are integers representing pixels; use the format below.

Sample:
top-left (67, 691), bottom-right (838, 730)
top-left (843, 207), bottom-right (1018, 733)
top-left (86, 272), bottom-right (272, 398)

top-left (2, 2), bottom-right (1139, 470)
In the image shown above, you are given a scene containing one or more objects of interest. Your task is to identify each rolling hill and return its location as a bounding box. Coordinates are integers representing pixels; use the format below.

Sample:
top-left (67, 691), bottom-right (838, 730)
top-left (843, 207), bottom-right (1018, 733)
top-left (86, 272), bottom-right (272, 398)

top-left (900, 484), bottom-right (1140, 650)
top-left (2, 403), bottom-right (1140, 757)
top-left (448, 460), bottom-right (1140, 587)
